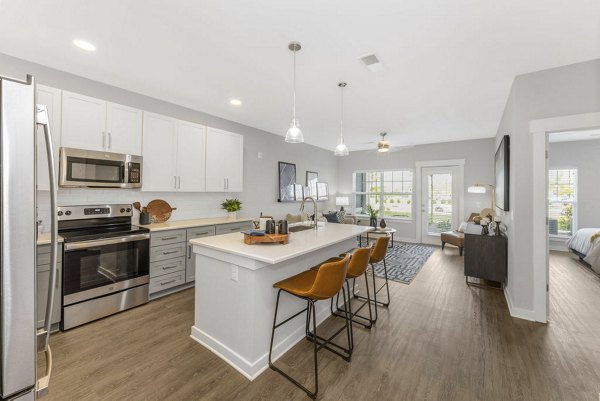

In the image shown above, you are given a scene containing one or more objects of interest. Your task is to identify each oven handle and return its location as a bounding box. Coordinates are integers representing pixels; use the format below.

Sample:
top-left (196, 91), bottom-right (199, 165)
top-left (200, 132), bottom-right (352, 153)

top-left (64, 233), bottom-right (150, 251)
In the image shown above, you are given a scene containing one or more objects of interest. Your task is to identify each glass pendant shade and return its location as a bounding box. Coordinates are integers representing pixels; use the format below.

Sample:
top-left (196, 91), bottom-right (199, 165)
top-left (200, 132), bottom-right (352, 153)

top-left (285, 119), bottom-right (304, 143)
top-left (334, 141), bottom-right (349, 156)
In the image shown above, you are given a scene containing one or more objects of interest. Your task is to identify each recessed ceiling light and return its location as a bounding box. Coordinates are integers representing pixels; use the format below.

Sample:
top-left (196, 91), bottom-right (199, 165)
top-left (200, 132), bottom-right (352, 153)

top-left (229, 99), bottom-right (242, 106)
top-left (73, 39), bottom-right (96, 52)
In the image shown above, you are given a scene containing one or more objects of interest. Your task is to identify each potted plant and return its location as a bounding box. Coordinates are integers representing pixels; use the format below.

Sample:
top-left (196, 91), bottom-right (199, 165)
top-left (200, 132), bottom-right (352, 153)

top-left (367, 205), bottom-right (378, 228)
top-left (221, 198), bottom-right (242, 219)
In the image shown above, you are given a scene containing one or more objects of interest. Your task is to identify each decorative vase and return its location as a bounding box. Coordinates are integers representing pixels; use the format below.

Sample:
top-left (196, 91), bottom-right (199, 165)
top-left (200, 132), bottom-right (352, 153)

top-left (379, 219), bottom-right (387, 229)
top-left (369, 217), bottom-right (377, 228)
top-left (227, 211), bottom-right (237, 219)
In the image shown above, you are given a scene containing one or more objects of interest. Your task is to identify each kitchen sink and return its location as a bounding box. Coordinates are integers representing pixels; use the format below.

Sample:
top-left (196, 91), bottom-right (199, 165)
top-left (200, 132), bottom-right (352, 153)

top-left (288, 225), bottom-right (314, 233)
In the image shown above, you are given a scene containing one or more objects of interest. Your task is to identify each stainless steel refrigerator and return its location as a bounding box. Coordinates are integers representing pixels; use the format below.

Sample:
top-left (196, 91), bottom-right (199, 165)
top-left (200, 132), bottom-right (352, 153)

top-left (0, 74), bottom-right (58, 400)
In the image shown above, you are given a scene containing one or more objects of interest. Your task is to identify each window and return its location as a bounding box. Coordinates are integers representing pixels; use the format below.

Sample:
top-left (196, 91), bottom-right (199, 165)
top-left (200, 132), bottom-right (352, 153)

top-left (353, 170), bottom-right (413, 220)
top-left (548, 168), bottom-right (577, 236)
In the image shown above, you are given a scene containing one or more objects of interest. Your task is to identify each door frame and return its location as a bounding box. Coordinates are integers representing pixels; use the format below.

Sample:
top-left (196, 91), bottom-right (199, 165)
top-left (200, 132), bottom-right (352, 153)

top-left (530, 112), bottom-right (600, 323)
top-left (415, 159), bottom-right (465, 244)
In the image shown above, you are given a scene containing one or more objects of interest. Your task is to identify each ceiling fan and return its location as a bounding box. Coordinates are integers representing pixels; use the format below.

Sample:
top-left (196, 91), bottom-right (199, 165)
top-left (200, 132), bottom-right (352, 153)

top-left (360, 132), bottom-right (414, 153)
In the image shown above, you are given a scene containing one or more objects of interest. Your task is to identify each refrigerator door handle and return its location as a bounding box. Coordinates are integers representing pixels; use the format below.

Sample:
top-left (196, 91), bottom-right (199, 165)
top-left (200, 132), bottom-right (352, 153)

top-left (35, 105), bottom-right (58, 397)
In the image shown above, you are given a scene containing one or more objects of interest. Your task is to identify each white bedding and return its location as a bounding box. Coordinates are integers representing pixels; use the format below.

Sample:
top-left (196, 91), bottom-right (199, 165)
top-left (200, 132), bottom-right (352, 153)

top-left (567, 228), bottom-right (600, 274)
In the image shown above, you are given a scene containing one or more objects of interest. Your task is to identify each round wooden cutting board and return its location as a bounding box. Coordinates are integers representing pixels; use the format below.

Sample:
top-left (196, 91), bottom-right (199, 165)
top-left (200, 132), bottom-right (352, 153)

top-left (146, 199), bottom-right (177, 223)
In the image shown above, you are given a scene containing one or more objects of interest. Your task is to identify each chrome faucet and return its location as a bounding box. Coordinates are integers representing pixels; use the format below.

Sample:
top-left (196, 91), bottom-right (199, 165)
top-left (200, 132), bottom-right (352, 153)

top-left (299, 196), bottom-right (318, 230)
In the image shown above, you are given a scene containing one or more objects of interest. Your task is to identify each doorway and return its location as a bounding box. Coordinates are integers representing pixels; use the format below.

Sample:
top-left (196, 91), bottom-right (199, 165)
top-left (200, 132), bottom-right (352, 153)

top-left (416, 160), bottom-right (464, 245)
top-left (530, 112), bottom-right (600, 322)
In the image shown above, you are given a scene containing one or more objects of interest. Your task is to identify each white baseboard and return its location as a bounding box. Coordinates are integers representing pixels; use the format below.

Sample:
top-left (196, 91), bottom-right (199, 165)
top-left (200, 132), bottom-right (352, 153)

top-left (504, 287), bottom-right (538, 322)
top-left (549, 244), bottom-right (569, 252)
top-left (394, 236), bottom-right (418, 243)
top-left (190, 306), bottom-right (332, 381)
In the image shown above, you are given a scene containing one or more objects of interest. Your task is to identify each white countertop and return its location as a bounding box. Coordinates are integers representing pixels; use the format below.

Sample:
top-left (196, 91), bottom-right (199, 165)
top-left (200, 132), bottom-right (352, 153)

top-left (140, 216), bottom-right (252, 232)
top-left (190, 223), bottom-right (372, 265)
top-left (37, 233), bottom-right (64, 246)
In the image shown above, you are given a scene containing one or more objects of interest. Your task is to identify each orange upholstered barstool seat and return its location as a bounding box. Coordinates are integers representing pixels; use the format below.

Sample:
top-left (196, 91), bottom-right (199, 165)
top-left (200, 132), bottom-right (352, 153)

top-left (268, 255), bottom-right (352, 400)
top-left (311, 247), bottom-right (374, 334)
top-left (349, 235), bottom-right (391, 323)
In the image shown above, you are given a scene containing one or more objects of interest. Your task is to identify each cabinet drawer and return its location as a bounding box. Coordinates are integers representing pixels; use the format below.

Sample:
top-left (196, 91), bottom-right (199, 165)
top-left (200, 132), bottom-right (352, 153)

top-left (37, 244), bottom-right (62, 264)
top-left (187, 226), bottom-right (216, 240)
top-left (150, 229), bottom-right (186, 247)
top-left (215, 221), bottom-right (252, 235)
top-left (151, 243), bottom-right (186, 262)
top-left (150, 270), bottom-right (185, 293)
top-left (150, 257), bottom-right (185, 278)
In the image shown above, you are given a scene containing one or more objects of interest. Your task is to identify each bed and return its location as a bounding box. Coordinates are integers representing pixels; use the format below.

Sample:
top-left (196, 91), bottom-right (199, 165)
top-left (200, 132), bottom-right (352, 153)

top-left (566, 228), bottom-right (600, 274)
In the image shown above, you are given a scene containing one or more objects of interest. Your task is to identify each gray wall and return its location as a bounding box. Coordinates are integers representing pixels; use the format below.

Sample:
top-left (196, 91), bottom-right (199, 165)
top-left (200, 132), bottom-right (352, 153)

top-left (549, 139), bottom-right (600, 230)
top-left (336, 138), bottom-right (495, 239)
top-left (495, 58), bottom-right (600, 314)
top-left (0, 52), bottom-right (336, 228)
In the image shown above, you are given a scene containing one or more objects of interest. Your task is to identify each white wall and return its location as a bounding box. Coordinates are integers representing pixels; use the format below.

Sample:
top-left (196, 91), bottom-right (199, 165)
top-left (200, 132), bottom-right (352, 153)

top-left (495, 58), bottom-right (600, 318)
top-left (0, 53), bottom-right (336, 229)
top-left (336, 138), bottom-right (495, 240)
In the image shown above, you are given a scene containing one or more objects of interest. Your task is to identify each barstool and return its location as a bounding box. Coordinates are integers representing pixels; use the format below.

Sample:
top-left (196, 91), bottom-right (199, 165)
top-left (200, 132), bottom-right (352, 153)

top-left (268, 255), bottom-right (352, 399)
top-left (352, 235), bottom-right (391, 322)
top-left (311, 246), bottom-right (374, 340)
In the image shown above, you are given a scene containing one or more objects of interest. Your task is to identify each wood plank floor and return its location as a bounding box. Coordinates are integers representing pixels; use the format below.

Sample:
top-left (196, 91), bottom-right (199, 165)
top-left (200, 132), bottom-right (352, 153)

top-left (40, 248), bottom-right (600, 400)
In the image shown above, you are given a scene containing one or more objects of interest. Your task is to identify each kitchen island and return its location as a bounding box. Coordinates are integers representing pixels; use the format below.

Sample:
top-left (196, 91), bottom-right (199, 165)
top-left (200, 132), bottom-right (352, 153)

top-left (189, 223), bottom-right (372, 380)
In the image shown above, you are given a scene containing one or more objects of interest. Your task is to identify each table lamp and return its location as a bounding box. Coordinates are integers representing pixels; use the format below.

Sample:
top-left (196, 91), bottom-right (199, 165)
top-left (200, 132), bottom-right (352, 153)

top-left (336, 196), bottom-right (350, 212)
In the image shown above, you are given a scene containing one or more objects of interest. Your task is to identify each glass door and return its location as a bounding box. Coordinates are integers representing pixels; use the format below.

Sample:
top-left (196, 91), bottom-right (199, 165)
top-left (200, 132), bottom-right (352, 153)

top-left (420, 167), bottom-right (460, 245)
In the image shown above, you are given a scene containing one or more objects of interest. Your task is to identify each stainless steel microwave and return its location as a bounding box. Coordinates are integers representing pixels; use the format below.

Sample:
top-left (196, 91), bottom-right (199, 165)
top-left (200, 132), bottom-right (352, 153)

top-left (59, 147), bottom-right (142, 188)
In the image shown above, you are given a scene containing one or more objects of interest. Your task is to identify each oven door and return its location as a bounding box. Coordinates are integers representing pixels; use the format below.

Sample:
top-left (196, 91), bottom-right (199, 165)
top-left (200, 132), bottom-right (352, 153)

top-left (63, 234), bottom-right (150, 306)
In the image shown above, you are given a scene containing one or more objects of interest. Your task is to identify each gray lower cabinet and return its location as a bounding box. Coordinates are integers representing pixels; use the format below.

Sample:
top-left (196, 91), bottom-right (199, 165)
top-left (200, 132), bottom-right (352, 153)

top-left (36, 244), bottom-right (63, 329)
top-left (149, 221), bottom-right (252, 296)
top-left (215, 221), bottom-right (252, 235)
top-left (186, 226), bottom-right (216, 282)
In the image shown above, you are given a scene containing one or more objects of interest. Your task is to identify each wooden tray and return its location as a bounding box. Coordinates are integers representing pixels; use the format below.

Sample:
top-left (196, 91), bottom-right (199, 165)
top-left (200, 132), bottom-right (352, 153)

top-left (243, 233), bottom-right (289, 245)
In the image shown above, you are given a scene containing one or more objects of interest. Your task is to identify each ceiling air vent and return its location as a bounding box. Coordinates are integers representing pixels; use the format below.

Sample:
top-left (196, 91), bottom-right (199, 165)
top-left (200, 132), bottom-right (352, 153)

top-left (360, 54), bottom-right (383, 72)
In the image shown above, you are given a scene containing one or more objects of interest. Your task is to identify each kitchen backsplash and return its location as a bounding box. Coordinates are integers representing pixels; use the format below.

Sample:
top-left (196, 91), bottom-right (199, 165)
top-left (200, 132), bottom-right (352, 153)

top-left (36, 189), bottom-right (228, 233)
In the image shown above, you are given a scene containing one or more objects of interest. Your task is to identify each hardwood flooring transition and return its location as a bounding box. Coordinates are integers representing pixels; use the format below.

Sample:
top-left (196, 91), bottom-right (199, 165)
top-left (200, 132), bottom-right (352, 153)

top-left (39, 249), bottom-right (600, 400)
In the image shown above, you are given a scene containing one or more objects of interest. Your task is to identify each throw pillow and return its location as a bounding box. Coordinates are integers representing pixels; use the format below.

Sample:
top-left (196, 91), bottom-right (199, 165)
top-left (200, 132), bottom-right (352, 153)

top-left (457, 221), bottom-right (468, 233)
top-left (323, 212), bottom-right (340, 223)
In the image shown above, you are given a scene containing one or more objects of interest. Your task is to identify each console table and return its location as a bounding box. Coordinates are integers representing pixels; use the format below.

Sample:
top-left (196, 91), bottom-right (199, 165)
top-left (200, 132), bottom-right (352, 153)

top-left (464, 223), bottom-right (507, 288)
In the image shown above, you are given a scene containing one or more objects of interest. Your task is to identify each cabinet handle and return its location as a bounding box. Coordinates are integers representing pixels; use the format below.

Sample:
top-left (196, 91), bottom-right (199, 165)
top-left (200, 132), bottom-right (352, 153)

top-left (108, 132), bottom-right (112, 149)
top-left (224, 178), bottom-right (226, 191)
top-left (102, 132), bottom-right (106, 149)
top-left (174, 176), bottom-right (177, 189)
top-left (162, 264), bottom-right (179, 270)
top-left (178, 176), bottom-right (181, 189)
top-left (226, 178), bottom-right (229, 190)
top-left (187, 244), bottom-right (192, 259)
top-left (160, 279), bottom-right (176, 286)
top-left (161, 236), bottom-right (178, 241)
top-left (162, 250), bottom-right (179, 255)
top-left (193, 231), bottom-right (209, 236)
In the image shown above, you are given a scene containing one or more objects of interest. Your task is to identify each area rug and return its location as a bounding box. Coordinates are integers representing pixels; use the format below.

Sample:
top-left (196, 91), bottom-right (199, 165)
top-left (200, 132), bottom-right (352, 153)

top-left (371, 243), bottom-right (435, 284)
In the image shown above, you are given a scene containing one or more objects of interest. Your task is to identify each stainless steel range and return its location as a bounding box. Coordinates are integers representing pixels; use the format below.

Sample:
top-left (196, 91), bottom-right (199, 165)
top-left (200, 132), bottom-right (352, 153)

top-left (58, 204), bottom-right (150, 330)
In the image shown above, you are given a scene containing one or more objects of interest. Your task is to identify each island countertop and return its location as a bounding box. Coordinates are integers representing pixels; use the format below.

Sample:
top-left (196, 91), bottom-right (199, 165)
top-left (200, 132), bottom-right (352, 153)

top-left (190, 223), bottom-right (372, 265)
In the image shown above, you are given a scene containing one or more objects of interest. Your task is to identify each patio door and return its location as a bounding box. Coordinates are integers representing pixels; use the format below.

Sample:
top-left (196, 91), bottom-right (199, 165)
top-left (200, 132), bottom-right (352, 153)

top-left (420, 166), bottom-right (461, 245)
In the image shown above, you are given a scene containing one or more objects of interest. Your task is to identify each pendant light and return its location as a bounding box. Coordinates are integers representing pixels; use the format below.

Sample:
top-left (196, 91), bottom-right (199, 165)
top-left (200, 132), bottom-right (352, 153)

top-left (334, 82), bottom-right (349, 156)
top-left (377, 132), bottom-right (390, 152)
top-left (285, 41), bottom-right (304, 143)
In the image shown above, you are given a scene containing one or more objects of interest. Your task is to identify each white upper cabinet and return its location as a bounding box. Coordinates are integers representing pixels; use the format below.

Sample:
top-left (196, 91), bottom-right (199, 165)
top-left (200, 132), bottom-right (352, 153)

top-left (142, 112), bottom-right (178, 192)
top-left (106, 102), bottom-right (143, 155)
top-left (205, 127), bottom-right (243, 192)
top-left (176, 121), bottom-right (206, 192)
top-left (62, 91), bottom-right (142, 155)
top-left (61, 91), bottom-right (106, 151)
top-left (36, 85), bottom-right (62, 191)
